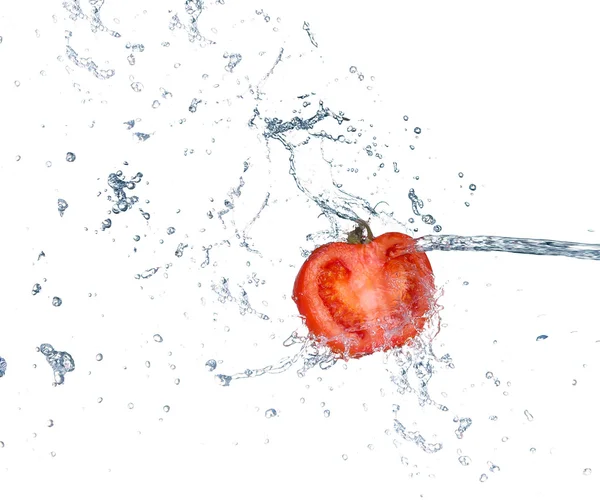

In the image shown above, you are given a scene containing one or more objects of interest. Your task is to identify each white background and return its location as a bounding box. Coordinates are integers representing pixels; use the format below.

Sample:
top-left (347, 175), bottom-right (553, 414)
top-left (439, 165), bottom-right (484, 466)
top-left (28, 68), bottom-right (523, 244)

top-left (1, 1), bottom-right (599, 500)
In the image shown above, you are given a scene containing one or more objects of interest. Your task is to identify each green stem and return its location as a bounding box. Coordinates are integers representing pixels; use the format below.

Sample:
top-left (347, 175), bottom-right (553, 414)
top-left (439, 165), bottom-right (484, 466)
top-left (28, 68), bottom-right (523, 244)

top-left (347, 219), bottom-right (374, 244)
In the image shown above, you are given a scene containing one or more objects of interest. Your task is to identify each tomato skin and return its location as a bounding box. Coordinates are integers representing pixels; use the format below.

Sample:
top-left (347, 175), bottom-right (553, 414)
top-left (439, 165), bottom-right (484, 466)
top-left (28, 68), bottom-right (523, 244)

top-left (293, 232), bottom-right (435, 359)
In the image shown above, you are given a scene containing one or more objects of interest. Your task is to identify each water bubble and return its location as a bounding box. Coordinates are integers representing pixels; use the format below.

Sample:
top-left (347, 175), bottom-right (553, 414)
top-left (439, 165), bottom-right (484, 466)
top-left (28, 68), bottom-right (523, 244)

top-left (536, 334), bottom-right (548, 341)
top-left (469, 184), bottom-right (476, 191)
top-left (153, 334), bottom-right (163, 343)
top-left (572, 379), bottom-right (577, 385)
top-left (133, 235), bottom-right (140, 241)
top-left (403, 115), bottom-right (409, 121)
top-left (97, 397), bottom-right (103, 403)
top-left (131, 82), bottom-right (144, 92)
top-left (163, 405), bottom-right (170, 413)
top-left (167, 227), bottom-right (176, 235)
top-left (349, 66), bottom-right (357, 73)
top-left (95, 353), bottom-right (103, 362)
top-left (583, 468), bottom-right (592, 476)
top-left (65, 152), bottom-right (76, 162)
top-left (486, 371), bottom-right (494, 379)
top-left (433, 224), bottom-right (442, 232)
top-left (524, 409), bottom-right (534, 421)
top-left (265, 408), bottom-right (277, 418)
top-left (52, 297), bottom-right (62, 307)
top-left (458, 456), bottom-right (471, 466)
top-left (0, 357), bottom-right (7, 377)
top-left (458, 172), bottom-right (464, 178)
top-left (32, 283), bottom-right (42, 295)
top-left (414, 127), bottom-right (421, 134)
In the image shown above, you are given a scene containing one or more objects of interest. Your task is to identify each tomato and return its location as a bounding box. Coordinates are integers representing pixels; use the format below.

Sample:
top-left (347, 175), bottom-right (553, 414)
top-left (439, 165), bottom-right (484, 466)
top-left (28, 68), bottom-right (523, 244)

top-left (293, 231), bottom-right (435, 359)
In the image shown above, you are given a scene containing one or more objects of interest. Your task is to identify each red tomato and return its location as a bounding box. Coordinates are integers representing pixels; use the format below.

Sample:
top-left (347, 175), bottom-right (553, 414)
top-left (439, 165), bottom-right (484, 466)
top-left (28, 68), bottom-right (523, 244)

top-left (293, 232), bottom-right (435, 359)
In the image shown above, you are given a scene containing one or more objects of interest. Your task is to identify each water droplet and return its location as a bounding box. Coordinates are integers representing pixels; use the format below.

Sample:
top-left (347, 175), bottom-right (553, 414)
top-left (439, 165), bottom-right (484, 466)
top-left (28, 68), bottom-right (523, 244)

top-left (409, 145), bottom-right (415, 150)
top-left (530, 447), bottom-right (536, 453)
top-left (536, 334), bottom-right (548, 341)
top-left (479, 474), bottom-right (488, 482)
top-left (572, 379), bottom-right (577, 385)
top-left (57, 199), bottom-right (68, 217)
top-left (52, 297), bottom-right (62, 307)
top-left (47, 419), bottom-right (54, 427)
top-left (167, 227), bottom-right (176, 235)
top-left (153, 334), bottom-right (163, 343)
top-left (489, 415), bottom-right (498, 421)
top-left (131, 81), bottom-right (144, 92)
top-left (50, 451), bottom-right (56, 457)
top-left (458, 455), bottom-right (471, 466)
top-left (433, 224), bottom-right (442, 232)
top-left (469, 184), bottom-right (476, 191)
top-left (501, 436), bottom-right (509, 442)
top-left (414, 127), bottom-right (421, 134)
top-left (349, 66), bottom-right (357, 73)
top-left (163, 405), bottom-right (170, 413)
top-left (486, 371), bottom-right (494, 379)
top-left (152, 100), bottom-right (160, 108)
top-left (205, 359), bottom-right (217, 371)
top-left (465, 202), bottom-right (470, 207)
top-left (14, 80), bottom-right (20, 87)
top-left (174, 378), bottom-right (180, 385)
top-left (403, 115), bottom-right (409, 121)
top-left (342, 454), bottom-right (348, 461)
top-left (96, 354), bottom-right (103, 361)
top-left (458, 172), bottom-right (464, 178)
top-left (65, 152), bottom-right (76, 162)
top-left (32, 283), bottom-right (42, 295)
top-left (488, 461), bottom-right (500, 473)
top-left (324, 409), bottom-right (330, 418)
top-left (128, 402), bottom-right (134, 409)
top-left (0, 357), bottom-right (7, 377)
top-left (0, 441), bottom-right (4, 448)
top-left (265, 408), bottom-right (277, 418)
top-left (46, 161), bottom-right (52, 168)
top-left (524, 409), bottom-right (534, 421)
top-left (583, 468), bottom-right (592, 476)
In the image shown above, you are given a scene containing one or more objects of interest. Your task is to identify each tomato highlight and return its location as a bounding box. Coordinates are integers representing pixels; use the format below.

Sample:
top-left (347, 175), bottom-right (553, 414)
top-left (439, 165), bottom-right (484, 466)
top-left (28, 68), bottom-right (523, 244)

top-left (293, 230), bottom-right (435, 359)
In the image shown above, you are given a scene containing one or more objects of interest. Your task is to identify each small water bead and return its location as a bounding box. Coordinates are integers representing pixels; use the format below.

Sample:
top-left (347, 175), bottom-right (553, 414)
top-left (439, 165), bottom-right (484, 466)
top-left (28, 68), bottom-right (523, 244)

top-left (469, 184), bottom-right (476, 191)
top-left (96, 354), bottom-right (103, 361)
top-left (489, 415), bottom-right (498, 421)
top-left (152, 100), bottom-right (160, 108)
top-left (536, 334), bottom-right (548, 341)
top-left (488, 462), bottom-right (500, 473)
top-left (342, 454), bottom-right (348, 461)
top-left (324, 410), bottom-right (330, 418)
top-left (265, 409), bottom-right (277, 418)
top-left (524, 409), bottom-right (534, 421)
top-left (501, 436), bottom-right (509, 442)
top-left (403, 115), bottom-right (409, 121)
top-left (409, 145), bottom-right (415, 150)
top-left (57, 199), bottom-right (68, 217)
top-left (65, 152), bottom-right (76, 162)
top-left (0, 441), bottom-right (4, 448)
top-left (46, 161), bottom-right (52, 168)
top-left (583, 468), bottom-right (592, 476)
top-left (486, 371), bottom-right (494, 379)
top-left (530, 447), bottom-right (536, 453)
top-left (414, 127), bottom-right (422, 134)
top-left (458, 456), bottom-right (471, 466)
top-left (52, 297), bottom-right (62, 307)
top-left (131, 82), bottom-right (144, 92)
top-left (47, 419), bottom-right (54, 427)
top-left (167, 227), bottom-right (176, 235)
top-left (479, 474), bottom-right (488, 482)
top-left (133, 235), bottom-right (140, 242)
top-left (32, 283), bottom-right (42, 295)
top-left (14, 80), bottom-right (20, 87)
top-left (163, 405), bottom-right (170, 413)
top-left (50, 452), bottom-right (56, 457)
top-left (465, 202), bottom-right (470, 207)
top-left (128, 403), bottom-right (134, 409)
top-left (458, 172), bottom-right (464, 178)
top-left (153, 334), bottom-right (163, 343)
top-left (433, 224), bottom-right (442, 232)
top-left (572, 379), bottom-right (577, 385)
top-left (174, 378), bottom-right (180, 385)
top-left (101, 219), bottom-right (112, 231)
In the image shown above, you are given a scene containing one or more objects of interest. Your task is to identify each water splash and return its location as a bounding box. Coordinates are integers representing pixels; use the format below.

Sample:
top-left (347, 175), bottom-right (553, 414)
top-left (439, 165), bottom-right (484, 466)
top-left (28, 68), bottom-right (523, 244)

top-left (107, 170), bottom-right (143, 215)
top-left (39, 344), bottom-right (75, 385)
top-left (393, 419), bottom-right (443, 453)
top-left (0, 357), bottom-right (7, 377)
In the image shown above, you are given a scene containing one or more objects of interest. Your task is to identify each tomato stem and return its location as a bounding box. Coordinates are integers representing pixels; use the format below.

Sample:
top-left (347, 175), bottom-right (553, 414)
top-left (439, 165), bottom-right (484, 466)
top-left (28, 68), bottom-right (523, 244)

top-left (347, 219), bottom-right (374, 244)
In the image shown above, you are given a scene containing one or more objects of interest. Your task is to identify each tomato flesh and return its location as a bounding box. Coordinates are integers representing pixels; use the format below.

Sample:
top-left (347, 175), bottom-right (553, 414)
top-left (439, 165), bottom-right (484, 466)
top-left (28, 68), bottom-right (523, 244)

top-left (293, 232), bottom-right (435, 358)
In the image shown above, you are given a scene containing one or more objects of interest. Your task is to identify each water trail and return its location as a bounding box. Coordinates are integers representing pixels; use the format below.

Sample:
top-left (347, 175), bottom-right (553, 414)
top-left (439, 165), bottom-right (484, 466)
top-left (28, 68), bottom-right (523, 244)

top-left (412, 234), bottom-right (600, 261)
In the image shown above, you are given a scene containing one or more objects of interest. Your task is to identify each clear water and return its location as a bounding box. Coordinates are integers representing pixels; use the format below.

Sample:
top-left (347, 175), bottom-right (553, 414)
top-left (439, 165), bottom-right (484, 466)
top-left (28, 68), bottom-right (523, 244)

top-left (1, 1), bottom-right (598, 499)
